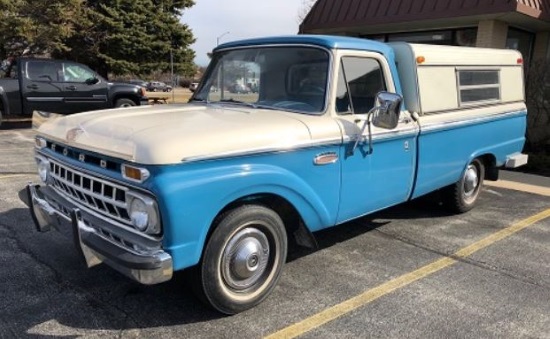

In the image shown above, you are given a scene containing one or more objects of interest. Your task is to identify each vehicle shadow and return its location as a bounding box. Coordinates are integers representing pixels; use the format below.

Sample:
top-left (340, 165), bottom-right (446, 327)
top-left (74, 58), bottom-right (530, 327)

top-left (287, 192), bottom-right (454, 262)
top-left (0, 195), bottom-right (452, 335)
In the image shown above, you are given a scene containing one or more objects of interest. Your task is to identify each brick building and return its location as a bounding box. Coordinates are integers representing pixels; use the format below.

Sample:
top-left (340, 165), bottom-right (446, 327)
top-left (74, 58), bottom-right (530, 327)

top-left (300, 0), bottom-right (550, 67)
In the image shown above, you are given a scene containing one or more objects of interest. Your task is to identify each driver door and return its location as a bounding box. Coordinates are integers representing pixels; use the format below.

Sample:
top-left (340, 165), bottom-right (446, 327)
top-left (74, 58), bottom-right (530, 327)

top-left (335, 54), bottom-right (418, 223)
top-left (60, 62), bottom-right (109, 113)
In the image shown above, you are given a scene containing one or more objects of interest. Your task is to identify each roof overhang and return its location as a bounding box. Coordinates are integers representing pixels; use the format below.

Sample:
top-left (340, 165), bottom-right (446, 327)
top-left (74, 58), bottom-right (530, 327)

top-left (300, 0), bottom-right (550, 34)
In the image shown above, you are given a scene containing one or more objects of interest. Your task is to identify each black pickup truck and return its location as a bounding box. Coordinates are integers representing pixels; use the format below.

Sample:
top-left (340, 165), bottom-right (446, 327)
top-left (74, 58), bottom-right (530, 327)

top-left (0, 58), bottom-right (148, 125)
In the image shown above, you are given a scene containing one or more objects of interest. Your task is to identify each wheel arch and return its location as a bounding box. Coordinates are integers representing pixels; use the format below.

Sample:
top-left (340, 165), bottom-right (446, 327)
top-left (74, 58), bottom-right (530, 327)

top-left (112, 94), bottom-right (139, 107)
top-left (208, 193), bottom-right (317, 251)
top-left (478, 153), bottom-right (498, 181)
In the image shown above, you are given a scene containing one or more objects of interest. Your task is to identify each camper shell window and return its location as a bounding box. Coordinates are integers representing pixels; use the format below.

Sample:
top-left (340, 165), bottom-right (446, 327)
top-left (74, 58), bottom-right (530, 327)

top-left (457, 70), bottom-right (501, 105)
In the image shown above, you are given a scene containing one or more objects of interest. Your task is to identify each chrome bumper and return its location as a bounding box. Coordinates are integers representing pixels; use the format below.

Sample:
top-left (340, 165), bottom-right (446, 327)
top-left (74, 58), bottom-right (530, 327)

top-left (505, 153), bottom-right (529, 168)
top-left (22, 183), bottom-right (173, 285)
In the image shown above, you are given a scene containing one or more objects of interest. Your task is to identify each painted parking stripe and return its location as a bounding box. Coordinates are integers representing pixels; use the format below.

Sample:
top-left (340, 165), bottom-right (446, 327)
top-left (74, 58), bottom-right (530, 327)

top-left (0, 174), bottom-right (34, 180)
top-left (0, 148), bottom-right (32, 152)
top-left (485, 180), bottom-right (550, 197)
top-left (265, 208), bottom-right (550, 339)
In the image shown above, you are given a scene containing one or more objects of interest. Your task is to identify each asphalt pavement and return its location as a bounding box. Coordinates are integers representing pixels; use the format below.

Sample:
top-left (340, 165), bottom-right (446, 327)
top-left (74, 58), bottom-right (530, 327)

top-left (0, 123), bottom-right (549, 338)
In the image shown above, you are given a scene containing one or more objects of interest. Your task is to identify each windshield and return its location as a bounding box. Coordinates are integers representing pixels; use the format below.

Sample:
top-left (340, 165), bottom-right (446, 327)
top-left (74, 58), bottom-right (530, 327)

top-left (193, 46), bottom-right (330, 115)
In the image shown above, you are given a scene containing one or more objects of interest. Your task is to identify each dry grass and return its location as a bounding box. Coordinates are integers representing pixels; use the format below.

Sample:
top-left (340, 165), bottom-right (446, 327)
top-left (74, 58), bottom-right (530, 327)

top-left (146, 87), bottom-right (193, 104)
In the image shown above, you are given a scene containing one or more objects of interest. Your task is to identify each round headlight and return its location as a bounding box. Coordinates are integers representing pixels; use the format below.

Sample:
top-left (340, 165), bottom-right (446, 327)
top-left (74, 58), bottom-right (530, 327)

top-left (36, 157), bottom-right (50, 183)
top-left (129, 198), bottom-right (149, 231)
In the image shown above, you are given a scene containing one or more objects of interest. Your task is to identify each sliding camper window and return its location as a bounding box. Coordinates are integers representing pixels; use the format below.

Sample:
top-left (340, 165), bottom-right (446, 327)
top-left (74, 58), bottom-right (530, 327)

top-left (457, 69), bottom-right (500, 105)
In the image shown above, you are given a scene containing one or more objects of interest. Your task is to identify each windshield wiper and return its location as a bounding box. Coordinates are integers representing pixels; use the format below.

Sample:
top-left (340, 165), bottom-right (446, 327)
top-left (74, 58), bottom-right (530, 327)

top-left (217, 99), bottom-right (257, 108)
top-left (189, 97), bottom-right (206, 102)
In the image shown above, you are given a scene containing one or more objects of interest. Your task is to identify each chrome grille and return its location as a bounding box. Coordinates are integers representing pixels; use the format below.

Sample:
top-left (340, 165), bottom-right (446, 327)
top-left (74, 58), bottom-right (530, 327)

top-left (49, 158), bottom-right (131, 224)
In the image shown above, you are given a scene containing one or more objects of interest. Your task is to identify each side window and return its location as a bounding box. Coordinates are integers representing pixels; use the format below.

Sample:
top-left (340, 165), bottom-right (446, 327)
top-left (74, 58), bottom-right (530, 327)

top-left (457, 70), bottom-right (500, 104)
top-left (63, 63), bottom-right (96, 83)
top-left (335, 57), bottom-right (386, 114)
top-left (26, 61), bottom-right (61, 82)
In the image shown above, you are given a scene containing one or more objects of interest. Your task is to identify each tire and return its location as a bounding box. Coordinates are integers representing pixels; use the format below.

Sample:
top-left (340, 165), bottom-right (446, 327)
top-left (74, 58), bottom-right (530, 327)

top-left (444, 158), bottom-right (485, 213)
top-left (197, 205), bottom-right (287, 314)
top-left (114, 98), bottom-right (136, 108)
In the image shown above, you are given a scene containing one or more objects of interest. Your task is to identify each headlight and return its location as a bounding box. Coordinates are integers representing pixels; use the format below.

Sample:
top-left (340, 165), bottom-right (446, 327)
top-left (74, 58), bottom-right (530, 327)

top-left (35, 136), bottom-right (47, 149)
top-left (36, 156), bottom-right (50, 183)
top-left (126, 192), bottom-right (160, 234)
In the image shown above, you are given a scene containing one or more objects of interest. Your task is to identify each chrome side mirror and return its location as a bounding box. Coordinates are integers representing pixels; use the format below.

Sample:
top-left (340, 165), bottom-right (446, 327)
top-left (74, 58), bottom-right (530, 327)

top-left (349, 91), bottom-right (403, 156)
top-left (371, 92), bottom-right (402, 130)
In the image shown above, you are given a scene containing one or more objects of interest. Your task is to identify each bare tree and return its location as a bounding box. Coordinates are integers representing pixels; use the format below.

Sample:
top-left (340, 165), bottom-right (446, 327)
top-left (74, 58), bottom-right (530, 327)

top-left (525, 59), bottom-right (550, 150)
top-left (297, 0), bottom-right (317, 23)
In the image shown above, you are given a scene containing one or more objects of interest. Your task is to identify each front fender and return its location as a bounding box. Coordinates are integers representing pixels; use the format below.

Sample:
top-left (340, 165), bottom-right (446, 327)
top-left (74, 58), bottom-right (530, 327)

top-left (150, 161), bottom-right (339, 270)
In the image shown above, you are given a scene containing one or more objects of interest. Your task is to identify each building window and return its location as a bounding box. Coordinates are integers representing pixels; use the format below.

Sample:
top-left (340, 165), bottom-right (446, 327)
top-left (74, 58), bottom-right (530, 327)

top-left (506, 27), bottom-right (534, 65)
top-left (457, 70), bottom-right (501, 104)
top-left (387, 30), bottom-right (452, 45)
top-left (362, 28), bottom-right (477, 47)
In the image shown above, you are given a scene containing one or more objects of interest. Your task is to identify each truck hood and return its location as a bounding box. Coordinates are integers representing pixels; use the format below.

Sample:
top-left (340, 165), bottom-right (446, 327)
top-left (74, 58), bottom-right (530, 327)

top-left (37, 104), bottom-right (314, 164)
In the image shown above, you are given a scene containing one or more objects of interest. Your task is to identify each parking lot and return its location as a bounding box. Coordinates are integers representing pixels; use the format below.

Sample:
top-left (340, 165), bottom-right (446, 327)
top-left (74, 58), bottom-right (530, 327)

top-left (1, 123), bottom-right (549, 338)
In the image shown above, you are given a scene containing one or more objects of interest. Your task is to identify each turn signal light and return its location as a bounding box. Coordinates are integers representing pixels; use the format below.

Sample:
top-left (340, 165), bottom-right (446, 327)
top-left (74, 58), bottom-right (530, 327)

top-left (416, 56), bottom-right (426, 64)
top-left (122, 164), bottom-right (150, 183)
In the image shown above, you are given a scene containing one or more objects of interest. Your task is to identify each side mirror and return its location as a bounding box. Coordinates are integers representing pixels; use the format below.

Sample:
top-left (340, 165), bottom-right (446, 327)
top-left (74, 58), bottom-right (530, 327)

top-left (38, 75), bottom-right (53, 82)
top-left (371, 92), bottom-right (402, 130)
top-left (85, 77), bottom-right (100, 85)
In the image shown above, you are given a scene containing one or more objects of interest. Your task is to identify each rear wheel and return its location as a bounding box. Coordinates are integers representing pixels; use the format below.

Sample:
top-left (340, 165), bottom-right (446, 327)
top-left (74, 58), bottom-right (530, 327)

top-left (444, 158), bottom-right (485, 213)
top-left (197, 205), bottom-right (287, 314)
top-left (114, 98), bottom-right (136, 108)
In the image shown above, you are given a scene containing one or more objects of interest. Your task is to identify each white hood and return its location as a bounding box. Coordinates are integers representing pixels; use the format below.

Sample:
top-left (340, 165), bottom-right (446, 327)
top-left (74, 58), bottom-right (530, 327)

top-left (37, 104), bottom-right (318, 164)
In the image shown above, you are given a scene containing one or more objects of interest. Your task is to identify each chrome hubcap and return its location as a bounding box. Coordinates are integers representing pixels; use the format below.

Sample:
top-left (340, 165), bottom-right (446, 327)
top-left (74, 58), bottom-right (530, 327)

top-left (222, 227), bottom-right (270, 291)
top-left (463, 164), bottom-right (479, 198)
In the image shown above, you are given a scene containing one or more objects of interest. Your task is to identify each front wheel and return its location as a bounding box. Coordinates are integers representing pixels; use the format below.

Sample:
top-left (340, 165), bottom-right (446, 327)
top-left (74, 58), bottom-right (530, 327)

top-left (114, 98), bottom-right (136, 108)
top-left (197, 205), bottom-right (287, 314)
top-left (444, 158), bottom-right (485, 213)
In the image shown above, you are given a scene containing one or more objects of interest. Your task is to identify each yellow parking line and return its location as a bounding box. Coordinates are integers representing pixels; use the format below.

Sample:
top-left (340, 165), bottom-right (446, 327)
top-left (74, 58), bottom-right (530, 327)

top-left (265, 208), bottom-right (550, 339)
top-left (0, 174), bottom-right (33, 180)
top-left (485, 180), bottom-right (550, 197)
top-left (0, 148), bottom-right (32, 152)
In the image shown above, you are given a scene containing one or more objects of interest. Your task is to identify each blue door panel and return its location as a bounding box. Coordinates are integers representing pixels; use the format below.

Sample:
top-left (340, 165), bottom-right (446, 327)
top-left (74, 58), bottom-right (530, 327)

top-left (336, 133), bottom-right (417, 224)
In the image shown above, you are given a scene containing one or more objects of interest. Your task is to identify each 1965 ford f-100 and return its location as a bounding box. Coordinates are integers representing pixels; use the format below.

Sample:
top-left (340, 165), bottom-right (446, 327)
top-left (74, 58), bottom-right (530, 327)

top-left (22, 35), bottom-right (528, 314)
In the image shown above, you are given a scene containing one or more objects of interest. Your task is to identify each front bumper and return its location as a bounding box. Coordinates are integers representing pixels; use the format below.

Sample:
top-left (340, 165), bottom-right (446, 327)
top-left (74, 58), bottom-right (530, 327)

top-left (22, 183), bottom-right (173, 285)
top-left (139, 97), bottom-right (150, 106)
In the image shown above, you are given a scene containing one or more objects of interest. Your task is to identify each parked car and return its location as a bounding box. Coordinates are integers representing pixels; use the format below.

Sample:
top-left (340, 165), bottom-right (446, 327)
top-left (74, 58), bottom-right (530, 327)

top-left (228, 83), bottom-right (250, 94)
top-left (127, 79), bottom-right (148, 88)
top-left (0, 58), bottom-right (148, 125)
top-left (147, 81), bottom-right (172, 92)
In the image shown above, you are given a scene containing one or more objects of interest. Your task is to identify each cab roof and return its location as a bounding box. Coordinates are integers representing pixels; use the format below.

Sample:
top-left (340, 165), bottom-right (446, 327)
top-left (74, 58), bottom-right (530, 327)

top-left (214, 34), bottom-right (395, 59)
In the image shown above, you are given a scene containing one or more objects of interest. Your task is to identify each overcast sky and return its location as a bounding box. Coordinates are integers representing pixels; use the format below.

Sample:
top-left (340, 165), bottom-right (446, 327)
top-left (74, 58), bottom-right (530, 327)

top-left (182, 0), bottom-right (305, 66)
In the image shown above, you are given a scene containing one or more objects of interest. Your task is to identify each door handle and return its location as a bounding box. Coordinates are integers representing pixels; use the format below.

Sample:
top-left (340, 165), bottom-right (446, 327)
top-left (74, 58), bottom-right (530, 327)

top-left (65, 85), bottom-right (77, 91)
top-left (26, 84), bottom-right (39, 90)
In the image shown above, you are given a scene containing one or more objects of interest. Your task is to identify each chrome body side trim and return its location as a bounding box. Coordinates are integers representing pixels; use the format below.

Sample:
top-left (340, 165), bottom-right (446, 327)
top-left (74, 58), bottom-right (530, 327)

top-left (420, 110), bottom-right (526, 134)
top-left (181, 137), bottom-right (343, 163)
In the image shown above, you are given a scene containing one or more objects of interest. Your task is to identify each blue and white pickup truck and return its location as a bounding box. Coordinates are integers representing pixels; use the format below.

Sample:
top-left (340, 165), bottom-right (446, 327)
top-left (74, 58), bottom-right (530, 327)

top-left (22, 35), bottom-right (528, 314)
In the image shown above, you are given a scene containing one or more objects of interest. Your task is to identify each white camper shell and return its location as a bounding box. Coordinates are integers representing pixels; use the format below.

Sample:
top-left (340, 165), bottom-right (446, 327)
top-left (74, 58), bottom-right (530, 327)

top-left (389, 42), bottom-right (525, 115)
